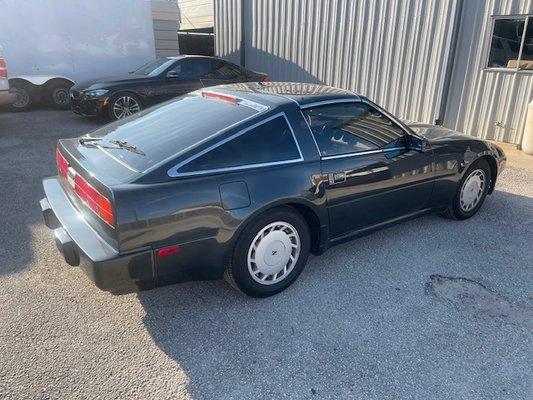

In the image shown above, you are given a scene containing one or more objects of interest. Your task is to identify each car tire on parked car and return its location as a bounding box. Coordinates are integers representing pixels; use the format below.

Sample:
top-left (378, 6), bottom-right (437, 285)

top-left (441, 158), bottom-right (492, 220)
top-left (108, 92), bottom-right (142, 121)
top-left (225, 206), bottom-right (311, 297)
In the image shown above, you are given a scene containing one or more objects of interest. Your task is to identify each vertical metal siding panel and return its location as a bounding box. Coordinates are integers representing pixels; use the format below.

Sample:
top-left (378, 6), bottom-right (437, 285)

top-left (445, 0), bottom-right (533, 144)
top-left (214, 0), bottom-right (241, 64)
top-left (389, 1), bottom-right (409, 117)
top-left (341, 1), bottom-right (357, 90)
top-left (215, 0), bottom-right (460, 125)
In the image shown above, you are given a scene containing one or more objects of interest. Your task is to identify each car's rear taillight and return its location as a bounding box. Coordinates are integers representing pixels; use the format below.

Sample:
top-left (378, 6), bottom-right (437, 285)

top-left (261, 76), bottom-right (271, 83)
top-left (74, 174), bottom-right (115, 228)
top-left (0, 57), bottom-right (7, 79)
top-left (56, 148), bottom-right (115, 228)
top-left (56, 148), bottom-right (69, 178)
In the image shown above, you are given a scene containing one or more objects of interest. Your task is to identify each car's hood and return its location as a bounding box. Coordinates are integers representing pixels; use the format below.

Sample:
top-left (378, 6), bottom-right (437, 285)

top-left (72, 74), bottom-right (149, 91)
top-left (405, 122), bottom-right (473, 141)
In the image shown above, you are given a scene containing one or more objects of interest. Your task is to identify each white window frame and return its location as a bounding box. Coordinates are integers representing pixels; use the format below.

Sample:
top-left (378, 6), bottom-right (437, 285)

top-left (167, 112), bottom-right (304, 177)
top-left (485, 14), bottom-right (533, 73)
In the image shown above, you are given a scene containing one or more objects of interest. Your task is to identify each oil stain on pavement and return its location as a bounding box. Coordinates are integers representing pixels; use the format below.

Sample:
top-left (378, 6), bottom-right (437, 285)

top-left (427, 274), bottom-right (533, 328)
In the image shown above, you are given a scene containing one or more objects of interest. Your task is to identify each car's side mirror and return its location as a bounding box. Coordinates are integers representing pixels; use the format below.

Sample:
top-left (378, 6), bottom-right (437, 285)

top-left (409, 134), bottom-right (429, 152)
top-left (420, 138), bottom-right (430, 152)
top-left (166, 71), bottom-right (180, 79)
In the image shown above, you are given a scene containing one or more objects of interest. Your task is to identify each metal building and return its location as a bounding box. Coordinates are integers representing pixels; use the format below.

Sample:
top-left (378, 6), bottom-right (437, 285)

top-left (214, 0), bottom-right (533, 146)
top-left (151, 0), bottom-right (180, 56)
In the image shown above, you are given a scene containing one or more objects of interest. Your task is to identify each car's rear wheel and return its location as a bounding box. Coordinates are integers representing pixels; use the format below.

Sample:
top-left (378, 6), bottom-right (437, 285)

top-left (441, 158), bottom-right (491, 220)
top-left (225, 207), bottom-right (310, 297)
top-left (108, 93), bottom-right (142, 120)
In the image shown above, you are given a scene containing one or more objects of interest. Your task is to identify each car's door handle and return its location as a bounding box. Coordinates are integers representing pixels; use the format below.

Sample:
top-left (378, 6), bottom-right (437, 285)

top-left (328, 172), bottom-right (346, 185)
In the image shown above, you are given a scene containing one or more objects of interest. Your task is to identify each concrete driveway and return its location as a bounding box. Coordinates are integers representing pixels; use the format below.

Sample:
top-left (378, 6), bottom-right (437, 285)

top-left (0, 110), bottom-right (532, 400)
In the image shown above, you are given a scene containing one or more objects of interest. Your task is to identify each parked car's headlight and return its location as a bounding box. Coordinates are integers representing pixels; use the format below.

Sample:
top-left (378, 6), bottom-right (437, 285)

top-left (84, 89), bottom-right (109, 99)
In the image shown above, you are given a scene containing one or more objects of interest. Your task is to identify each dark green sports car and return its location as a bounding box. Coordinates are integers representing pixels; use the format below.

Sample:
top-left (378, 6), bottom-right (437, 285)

top-left (40, 82), bottom-right (506, 297)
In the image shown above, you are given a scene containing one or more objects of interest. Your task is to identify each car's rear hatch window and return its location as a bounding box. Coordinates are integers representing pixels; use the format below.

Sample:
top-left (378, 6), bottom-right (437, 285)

top-left (83, 93), bottom-right (260, 173)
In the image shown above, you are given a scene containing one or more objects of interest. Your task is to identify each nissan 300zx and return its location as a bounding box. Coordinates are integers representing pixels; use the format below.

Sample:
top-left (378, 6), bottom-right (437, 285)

top-left (40, 82), bottom-right (506, 297)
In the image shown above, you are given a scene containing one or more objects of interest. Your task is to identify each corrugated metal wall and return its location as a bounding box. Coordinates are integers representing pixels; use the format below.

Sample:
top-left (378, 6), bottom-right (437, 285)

top-left (215, 0), bottom-right (533, 145)
top-left (215, 0), bottom-right (459, 126)
top-left (445, 0), bottom-right (533, 144)
top-left (214, 0), bottom-right (242, 63)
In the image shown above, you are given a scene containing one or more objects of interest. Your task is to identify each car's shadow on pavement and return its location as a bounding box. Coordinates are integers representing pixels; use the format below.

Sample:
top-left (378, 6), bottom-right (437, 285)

top-left (0, 109), bottom-right (103, 276)
top-left (137, 189), bottom-right (533, 399)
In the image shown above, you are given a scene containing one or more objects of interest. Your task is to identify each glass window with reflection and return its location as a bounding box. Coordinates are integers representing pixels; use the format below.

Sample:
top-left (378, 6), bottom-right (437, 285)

top-left (169, 58), bottom-right (213, 78)
top-left (488, 16), bottom-right (533, 70)
top-left (179, 116), bottom-right (301, 173)
top-left (302, 103), bottom-right (406, 157)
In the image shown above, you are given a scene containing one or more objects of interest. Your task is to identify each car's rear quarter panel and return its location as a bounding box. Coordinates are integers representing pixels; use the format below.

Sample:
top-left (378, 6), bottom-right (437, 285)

top-left (114, 161), bottom-right (323, 283)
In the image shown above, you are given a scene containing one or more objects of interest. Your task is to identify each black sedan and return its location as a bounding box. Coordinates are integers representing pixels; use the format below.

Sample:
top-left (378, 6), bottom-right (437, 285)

top-left (41, 83), bottom-right (506, 297)
top-left (69, 55), bottom-right (269, 120)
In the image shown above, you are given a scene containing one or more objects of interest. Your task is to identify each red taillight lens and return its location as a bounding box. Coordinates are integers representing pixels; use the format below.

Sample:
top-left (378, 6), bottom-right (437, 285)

top-left (56, 148), bottom-right (115, 228)
top-left (56, 149), bottom-right (69, 178)
top-left (261, 76), bottom-right (271, 83)
top-left (0, 58), bottom-right (7, 78)
top-left (74, 174), bottom-right (114, 228)
top-left (157, 245), bottom-right (181, 257)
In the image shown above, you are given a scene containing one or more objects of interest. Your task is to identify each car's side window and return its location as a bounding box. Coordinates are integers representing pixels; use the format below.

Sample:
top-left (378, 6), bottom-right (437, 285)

top-left (170, 58), bottom-right (213, 79)
top-left (302, 102), bottom-right (406, 157)
top-left (178, 115), bottom-right (302, 174)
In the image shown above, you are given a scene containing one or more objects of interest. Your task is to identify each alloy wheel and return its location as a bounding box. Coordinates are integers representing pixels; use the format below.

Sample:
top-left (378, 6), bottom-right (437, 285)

top-left (112, 96), bottom-right (140, 119)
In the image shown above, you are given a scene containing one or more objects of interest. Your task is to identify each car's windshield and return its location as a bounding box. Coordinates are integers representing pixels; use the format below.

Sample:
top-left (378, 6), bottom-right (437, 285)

top-left (133, 58), bottom-right (177, 76)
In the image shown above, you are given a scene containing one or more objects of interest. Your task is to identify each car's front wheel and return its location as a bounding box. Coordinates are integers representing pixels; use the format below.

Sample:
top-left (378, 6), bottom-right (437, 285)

top-left (441, 158), bottom-right (492, 220)
top-left (108, 93), bottom-right (142, 120)
top-left (225, 207), bottom-right (310, 297)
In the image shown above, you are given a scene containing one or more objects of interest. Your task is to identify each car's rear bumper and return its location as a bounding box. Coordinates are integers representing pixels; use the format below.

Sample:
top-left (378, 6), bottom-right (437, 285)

top-left (70, 97), bottom-right (107, 117)
top-left (40, 177), bottom-right (154, 294)
top-left (0, 90), bottom-right (17, 106)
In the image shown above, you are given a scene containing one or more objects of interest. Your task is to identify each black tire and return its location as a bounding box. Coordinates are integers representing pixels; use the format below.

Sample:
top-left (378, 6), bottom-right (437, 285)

top-left (441, 158), bottom-right (492, 220)
top-left (225, 206), bottom-right (311, 297)
top-left (45, 83), bottom-right (72, 110)
top-left (9, 86), bottom-right (33, 111)
top-left (108, 93), bottom-right (142, 121)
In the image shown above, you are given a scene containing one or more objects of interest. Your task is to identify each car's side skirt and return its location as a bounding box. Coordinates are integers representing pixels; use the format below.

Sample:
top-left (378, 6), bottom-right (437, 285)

top-left (327, 207), bottom-right (441, 247)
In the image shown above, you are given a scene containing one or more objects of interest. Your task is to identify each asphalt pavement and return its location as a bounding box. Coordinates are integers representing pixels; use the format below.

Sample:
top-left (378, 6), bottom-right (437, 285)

top-left (0, 109), bottom-right (532, 400)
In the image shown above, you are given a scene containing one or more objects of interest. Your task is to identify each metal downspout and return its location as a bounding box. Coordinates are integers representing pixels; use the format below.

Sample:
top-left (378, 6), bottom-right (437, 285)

top-left (240, 0), bottom-right (246, 67)
top-left (435, 0), bottom-right (464, 125)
